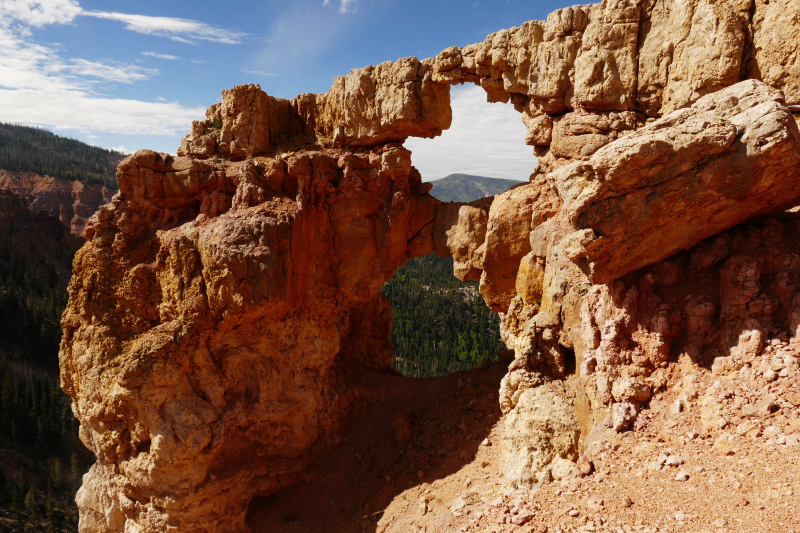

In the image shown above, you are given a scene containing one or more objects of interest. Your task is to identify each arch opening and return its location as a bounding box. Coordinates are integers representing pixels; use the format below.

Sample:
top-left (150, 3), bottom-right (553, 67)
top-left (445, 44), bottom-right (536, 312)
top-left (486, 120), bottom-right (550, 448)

top-left (381, 84), bottom-right (536, 378)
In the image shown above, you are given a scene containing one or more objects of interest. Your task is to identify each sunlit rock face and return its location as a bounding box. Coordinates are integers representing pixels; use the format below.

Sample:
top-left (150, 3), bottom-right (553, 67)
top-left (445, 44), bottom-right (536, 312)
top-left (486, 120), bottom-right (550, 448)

top-left (62, 143), bottom-right (443, 532)
top-left (60, 0), bottom-right (800, 530)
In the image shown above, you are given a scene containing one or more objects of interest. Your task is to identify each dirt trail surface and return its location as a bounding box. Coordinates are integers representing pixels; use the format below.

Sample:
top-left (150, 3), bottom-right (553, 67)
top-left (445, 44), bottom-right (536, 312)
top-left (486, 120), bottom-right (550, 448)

top-left (247, 359), bottom-right (800, 533)
top-left (246, 362), bottom-right (507, 532)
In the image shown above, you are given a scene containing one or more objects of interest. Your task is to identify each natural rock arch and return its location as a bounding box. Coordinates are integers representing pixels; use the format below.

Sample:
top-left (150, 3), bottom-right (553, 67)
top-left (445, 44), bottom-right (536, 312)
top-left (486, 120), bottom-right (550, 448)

top-left (60, 0), bottom-right (800, 531)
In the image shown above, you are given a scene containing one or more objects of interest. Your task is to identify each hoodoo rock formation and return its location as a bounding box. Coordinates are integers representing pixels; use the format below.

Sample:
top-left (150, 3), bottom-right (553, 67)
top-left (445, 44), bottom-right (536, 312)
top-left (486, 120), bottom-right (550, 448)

top-left (0, 189), bottom-right (82, 271)
top-left (0, 171), bottom-right (115, 236)
top-left (60, 0), bottom-right (800, 531)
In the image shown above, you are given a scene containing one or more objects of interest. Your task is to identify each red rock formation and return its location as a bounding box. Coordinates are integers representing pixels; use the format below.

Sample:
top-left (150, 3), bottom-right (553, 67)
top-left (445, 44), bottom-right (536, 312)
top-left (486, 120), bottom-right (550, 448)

top-left (0, 189), bottom-right (82, 280)
top-left (549, 81), bottom-right (800, 284)
top-left (60, 0), bottom-right (800, 530)
top-left (178, 58), bottom-right (451, 159)
top-left (0, 171), bottom-right (114, 236)
top-left (61, 145), bottom-right (441, 532)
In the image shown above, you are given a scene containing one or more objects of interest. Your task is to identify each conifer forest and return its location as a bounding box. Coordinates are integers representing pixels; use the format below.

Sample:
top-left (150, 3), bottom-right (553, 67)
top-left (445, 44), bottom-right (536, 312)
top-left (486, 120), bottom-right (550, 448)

top-left (382, 254), bottom-right (506, 377)
top-left (0, 124), bottom-right (120, 190)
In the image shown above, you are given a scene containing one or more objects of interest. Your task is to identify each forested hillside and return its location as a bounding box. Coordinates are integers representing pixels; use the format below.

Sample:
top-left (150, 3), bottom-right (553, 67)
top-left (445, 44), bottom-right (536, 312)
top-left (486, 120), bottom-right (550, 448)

top-left (0, 129), bottom-right (103, 530)
top-left (382, 175), bottom-right (522, 377)
top-left (0, 199), bottom-right (89, 531)
top-left (0, 123), bottom-right (122, 190)
top-left (381, 254), bottom-right (505, 377)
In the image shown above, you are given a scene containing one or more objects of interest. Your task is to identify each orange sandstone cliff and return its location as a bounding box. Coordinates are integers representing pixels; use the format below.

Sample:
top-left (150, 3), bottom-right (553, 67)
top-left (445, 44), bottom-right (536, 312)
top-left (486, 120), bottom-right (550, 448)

top-left (59, 0), bottom-right (800, 531)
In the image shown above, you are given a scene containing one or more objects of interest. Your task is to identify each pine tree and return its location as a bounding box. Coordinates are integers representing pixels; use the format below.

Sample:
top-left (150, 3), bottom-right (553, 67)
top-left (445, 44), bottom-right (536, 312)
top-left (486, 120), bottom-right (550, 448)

top-left (10, 468), bottom-right (25, 522)
top-left (0, 356), bottom-right (9, 432)
top-left (60, 403), bottom-right (72, 442)
top-left (69, 454), bottom-right (80, 489)
top-left (35, 415), bottom-right (49, 456)
top-left (381, 253), bottom-right (504, 377)
top-left (49, 459), bottom-right (62, 491)
top-left (25, 487), bottom-right (38, 530)
top-left (0, 467), bottom-right (6, 504)
top-left (44, 489), bottom-right (64, 533)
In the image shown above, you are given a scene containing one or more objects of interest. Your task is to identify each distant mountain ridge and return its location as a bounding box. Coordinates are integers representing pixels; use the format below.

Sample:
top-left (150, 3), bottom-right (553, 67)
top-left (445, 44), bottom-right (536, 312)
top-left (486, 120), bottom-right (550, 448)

top-left (428, 173), bottom-right (524, 203)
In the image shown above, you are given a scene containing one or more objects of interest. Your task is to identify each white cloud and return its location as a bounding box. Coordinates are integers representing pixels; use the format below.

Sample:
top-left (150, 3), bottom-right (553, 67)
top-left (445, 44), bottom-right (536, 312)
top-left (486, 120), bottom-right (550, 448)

top-left (0, 87), bottom-right (205, 136)
top-left (0, 0), bottom-right (247, 44)
top-left (142, 51), bottom-right (180, 60)
top-left (0, 0), bottom-right (81, 27)
top-left (0, 26), bottom-right (204, 136)
top-left (84, 11), bottom-right (248, 44)
top-left (0, 27), bottom-right (156, 88)
top-left (404, 85), bottom-right (537, 182)
top-left (0, 0), bottom-right (228, 140)
top-left (242, 69), bottom-right (279, 77)
top-left (68, 58), bottom-right (157, 83)
top-left (111, 145), bottom-right (132, 154)
top-left (323, 0), bottom-right (356, 14)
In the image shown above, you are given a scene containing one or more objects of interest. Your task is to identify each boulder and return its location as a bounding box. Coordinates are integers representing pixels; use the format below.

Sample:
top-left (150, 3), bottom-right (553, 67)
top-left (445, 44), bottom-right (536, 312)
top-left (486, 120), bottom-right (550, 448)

top-left (501, 381), bottom-right (580, 489)
top-left (549, 81), bottom-right (800, 284)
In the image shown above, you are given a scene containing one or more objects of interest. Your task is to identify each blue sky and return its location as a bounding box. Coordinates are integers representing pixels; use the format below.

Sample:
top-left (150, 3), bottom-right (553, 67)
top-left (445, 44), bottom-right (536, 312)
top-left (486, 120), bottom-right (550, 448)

top-left (0, 0), bottom-right (572, 180)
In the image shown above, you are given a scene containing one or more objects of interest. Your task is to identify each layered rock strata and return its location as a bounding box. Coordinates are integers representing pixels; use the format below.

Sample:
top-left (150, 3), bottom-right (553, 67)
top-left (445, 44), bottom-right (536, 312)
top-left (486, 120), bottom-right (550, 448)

top-left (60, 0), bottom-right (800, 530)
top-left (0, 171), bottom-right (115, 236)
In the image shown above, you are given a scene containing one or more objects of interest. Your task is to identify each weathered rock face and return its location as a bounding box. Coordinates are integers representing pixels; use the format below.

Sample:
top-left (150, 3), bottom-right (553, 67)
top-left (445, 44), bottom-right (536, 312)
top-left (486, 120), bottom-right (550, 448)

top-left (428, 0), bottom-right (800, 170)
top-left (0, 171), bottom-right (115, 236)
top-left (550, 81), bottom-right (800, 284)
top-left (62, 145), bottom-right (440, 532)
top-left (503, 216), bottom-right (800, 443)
top-left (501, 379), bottom-right (580, 486)
top-left (466, 80), bottom-right (800, 489)
top-left (179, 58), bottom-right (451, 158)
top-left (61, 0), bottom-right (800, 529)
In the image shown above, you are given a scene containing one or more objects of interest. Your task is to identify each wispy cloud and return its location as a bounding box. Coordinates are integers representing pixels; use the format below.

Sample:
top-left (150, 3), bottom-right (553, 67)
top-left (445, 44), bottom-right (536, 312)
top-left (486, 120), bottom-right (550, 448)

top-left (404, 85), bottom-right (536, 181)
top-left (0, 27), bottom-right (156, 90)
top-left (323, 0), bottom-right (357, 14)
top-left (242, 69), bottom-right (279, 77)
top-left (142, 51), bottom-right (180, 60)
top-left (83, 11), bottom-right (248, 44)
top-left (0, 0), bottom-right (233, 140)
top-left (0, 0), bottom-right (82, 28)
top-left (0, 85), bottom-right (205, 136)
top-left (0, 0), bottom-right (247, 44)
top-left (0, 23), bottom-right (203, 137)
top-left (253, 3), bottom-right (361, 80)
top-left (68, 58), bottom-right (157, 83)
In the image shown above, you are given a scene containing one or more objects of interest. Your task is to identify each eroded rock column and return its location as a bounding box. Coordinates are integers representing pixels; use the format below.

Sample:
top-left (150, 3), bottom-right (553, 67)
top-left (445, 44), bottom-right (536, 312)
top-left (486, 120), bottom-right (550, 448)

top-left (62, 145), bottom-right (443, 532)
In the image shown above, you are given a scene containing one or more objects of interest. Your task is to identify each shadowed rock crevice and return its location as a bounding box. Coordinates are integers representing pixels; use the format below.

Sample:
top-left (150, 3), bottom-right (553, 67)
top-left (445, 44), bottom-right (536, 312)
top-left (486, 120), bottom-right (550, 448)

top-left (243, 362), bottom-right (507, 533)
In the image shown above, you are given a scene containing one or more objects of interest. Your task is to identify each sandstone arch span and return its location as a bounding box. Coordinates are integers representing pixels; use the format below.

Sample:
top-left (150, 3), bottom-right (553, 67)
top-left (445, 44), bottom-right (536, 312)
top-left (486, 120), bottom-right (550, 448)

top-left (60, 0), bottom-right (800, 531)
